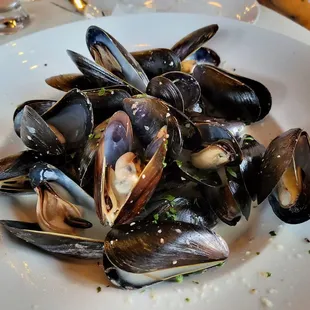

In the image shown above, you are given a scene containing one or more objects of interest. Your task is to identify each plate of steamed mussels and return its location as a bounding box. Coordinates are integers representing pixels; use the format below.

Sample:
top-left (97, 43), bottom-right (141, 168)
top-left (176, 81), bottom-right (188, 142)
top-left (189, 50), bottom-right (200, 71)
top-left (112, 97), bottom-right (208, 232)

top-left (0, 13), bottom-right (310, 310)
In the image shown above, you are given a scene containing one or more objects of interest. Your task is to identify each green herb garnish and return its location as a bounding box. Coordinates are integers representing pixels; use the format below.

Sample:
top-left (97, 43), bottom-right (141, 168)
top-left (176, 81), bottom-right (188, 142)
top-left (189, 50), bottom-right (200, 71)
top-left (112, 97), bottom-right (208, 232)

top-left (266, 272), bottom-right (272, 277)
top-left (136, 93), bottom-right (148, 98)
top-left (308, 250), bottom-right (310, 254)
top-left (140, 289), bottom-right (146, 293)
top-left (175, 275), bottom-right (183, 283)
top-left (163, 162), bottom-right (167, 168)
top-left (175, 160), bottom-right (182, 168)
top-left (88, 133), bottom-right (94, 139)
top-left (217, 261), bottom-right (225, 267)
top-left (166, 208), bottom-right (177, 221)
top-left (269, 231), bottom-right (277, 237)
top-left (164, 195), bottom-right (175, 202)
top-left (152, 213), bottom-right (159, 224)
top-left (94, 133), bottom-right (102, 139)
top-left (96, 286), bottom-right (102, 293)
top-left (244, 135), bottom-right (255, 142)
top-left (227, 167), bottom-right (238, 178)
top-left (185, 298), bottom-right (190, 302)
top-left (70, 152), bottom-right (76, 159)
top-left (256, 252), bottom-right (260, 255)
top-left (98, 88), bottom-right (105, 96)
top-left (192, 281), bottom-right (199, 285)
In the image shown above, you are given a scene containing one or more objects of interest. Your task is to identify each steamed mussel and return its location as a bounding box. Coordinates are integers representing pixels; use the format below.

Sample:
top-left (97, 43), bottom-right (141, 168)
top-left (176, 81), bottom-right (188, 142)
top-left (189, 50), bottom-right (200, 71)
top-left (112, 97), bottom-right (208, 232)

top-left (1, 22), bottom-right (308, 292)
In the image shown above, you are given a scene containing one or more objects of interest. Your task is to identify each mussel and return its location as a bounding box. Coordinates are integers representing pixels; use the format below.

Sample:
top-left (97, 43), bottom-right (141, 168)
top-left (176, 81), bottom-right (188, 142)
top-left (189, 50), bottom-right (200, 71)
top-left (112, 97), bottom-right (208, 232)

top-left (20, 89), bottom-right (94, 155)
top-left (94, 111), bottom-right (167, 226)
top-left (257, 129), bottom-right (310, 224)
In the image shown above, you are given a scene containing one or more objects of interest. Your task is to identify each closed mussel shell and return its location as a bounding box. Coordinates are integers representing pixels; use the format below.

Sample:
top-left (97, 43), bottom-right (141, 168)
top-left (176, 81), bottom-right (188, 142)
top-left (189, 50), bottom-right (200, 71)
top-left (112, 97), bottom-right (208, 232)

top-left (104, 221), bottom-right (228, 289)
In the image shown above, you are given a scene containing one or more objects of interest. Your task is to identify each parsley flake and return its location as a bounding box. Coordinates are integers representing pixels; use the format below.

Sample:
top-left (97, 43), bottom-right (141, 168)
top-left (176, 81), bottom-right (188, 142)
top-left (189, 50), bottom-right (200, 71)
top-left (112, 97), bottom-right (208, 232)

top-left (227, 167), bottom-right (238, 178)
top-left (98, 88), bottom-right (105, 96)
top-left (175, 275), bottom-right (183, 283)
top-left (185, 298), bottom-right (190, 302)
top-left (96, 286), bottom-right (102, 293)
top-left (152, 213), bottom-right (159, 224)
top-left (269, 231), bottom-right (277, 237)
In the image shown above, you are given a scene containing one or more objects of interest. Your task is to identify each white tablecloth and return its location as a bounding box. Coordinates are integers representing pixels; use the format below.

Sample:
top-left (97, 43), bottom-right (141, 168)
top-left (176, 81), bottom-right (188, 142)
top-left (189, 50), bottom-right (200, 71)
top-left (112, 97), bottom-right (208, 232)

top-left (1, 2), bottom-right (310, 46)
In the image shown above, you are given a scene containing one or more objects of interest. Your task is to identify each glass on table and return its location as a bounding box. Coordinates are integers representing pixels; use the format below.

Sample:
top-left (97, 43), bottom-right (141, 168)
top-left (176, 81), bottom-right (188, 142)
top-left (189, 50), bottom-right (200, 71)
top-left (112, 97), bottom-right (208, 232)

top-left (0, 0), bottom-right (30, 35)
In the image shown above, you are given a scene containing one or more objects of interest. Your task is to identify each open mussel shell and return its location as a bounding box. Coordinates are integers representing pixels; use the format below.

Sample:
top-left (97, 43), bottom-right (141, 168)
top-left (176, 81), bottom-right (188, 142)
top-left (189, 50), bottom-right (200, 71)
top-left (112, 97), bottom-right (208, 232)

top-left (30, 162), bottom-right (95, 210)
top-left (123, 95), bottom-right (183, 159)
top-left (239, 134), bottom-right (265, 201)
top-left (79, 119), bottom-right (109, 188)
top-left (257, 128), bottom-right (310, 224)
top-left (45, 74), bottom-right (96, 92)
top-left (84, 87), bottom-right (131, 125)
top-left (103, 221), bottom-right (228, 289)
top-left (0, 220), bottom-right (104, 259)
top-left (171, 24), bottom-right (219, 61)
top-left (13, 99), bottom-right (56, 137)
top-left (193, 64), bottom-right (272, 123)
top-left (131, 48), bottom-right (181, 79)
top-left (181, 47), bottom-right (221, 73)
top-left (67, 50), bottom-right (126, 88)
top-left (21, 89), bottom-right (94, 155)
top-left (86, 26), bottom-right (149, 92)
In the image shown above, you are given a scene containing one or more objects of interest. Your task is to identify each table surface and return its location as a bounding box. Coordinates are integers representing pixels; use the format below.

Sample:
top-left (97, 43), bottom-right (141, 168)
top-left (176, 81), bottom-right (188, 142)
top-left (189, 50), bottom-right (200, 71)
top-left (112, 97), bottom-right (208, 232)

top-left (0, 1), bottom-right (310, 46)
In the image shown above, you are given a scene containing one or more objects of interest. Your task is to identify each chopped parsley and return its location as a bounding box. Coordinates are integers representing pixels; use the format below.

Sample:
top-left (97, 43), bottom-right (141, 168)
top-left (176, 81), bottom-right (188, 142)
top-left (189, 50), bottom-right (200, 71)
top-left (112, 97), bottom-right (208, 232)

top-left (256, 252), bottom-right (260, 255)
top-left (136, 93), bottom-right (147, 98)
top-left (152, 213), bottom-right (159, 224)
top-left (175, 275), bottom-right (183, 283)
top-left (185, 298), bottom-right (190, 302)
top-left (140, 289), bottom-right (146, 293)
top-left (98, 88), bottom-right (105, 96)
top-left (304, 238), bottom-right (310, 243)
top-left (308, 250), bottom-right (310, 254)
top-left (217, 261), bottom-right (225, 267)
top-left (94, 133), bottom-right (102, 139)
top-left (244, 135), bottom-right (255, 142)
top-left (227, 167), bottom-right (238, 178)
top-left (192, 281), bottom-right (199, 284)
top-left (96, 286), bottom-right (102, 293)
top-left (164, 195), bottom-right (175, 202)
top-left (166, 207), bottom-right (177, 221)
top-left (88, 133), bottom-right (94, 139)
top-left (175, 160), bottom-right (182, 168)
top-left (70, 152), bottom-right (76, 159)
top-left (269, 231), bottom-right (277, 237)
top-left (163, 162), bottom-right (167, 168)
top-left (266, 272), bottom-right (272, 277)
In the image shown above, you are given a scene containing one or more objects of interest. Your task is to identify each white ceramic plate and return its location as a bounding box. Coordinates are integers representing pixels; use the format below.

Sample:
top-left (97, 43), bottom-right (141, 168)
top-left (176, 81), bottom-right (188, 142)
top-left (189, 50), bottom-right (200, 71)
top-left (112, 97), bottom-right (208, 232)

top-left (109, 0), bottom-right (260, 23)
top-left (0, 13), bottom-right (309, 310)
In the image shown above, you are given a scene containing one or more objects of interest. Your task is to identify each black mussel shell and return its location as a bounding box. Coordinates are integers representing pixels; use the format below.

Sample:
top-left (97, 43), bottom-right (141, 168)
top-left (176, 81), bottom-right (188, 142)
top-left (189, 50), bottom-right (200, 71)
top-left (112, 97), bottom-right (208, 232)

top-left (258, 128), bottom-right (310, 224)
top-left (193, 64), bottom-right (271, 123)
top-left (104, 221), bottom-right (228, 289)
top-left (239, 134), bottom-right (265, 201)
top-left (67, 50), bottom-right (126, 88)
top-left (171, 24), bottom-right (219, 61)
top-left (162, 71), bottom-right (201, 110)
top-left (181, 47), bottom-right (221, 74)
top-left (45, 74), bottom-right (95, 92)
top-left (13, 99), bottom-right (56, 137)
top-left (146, 76), bottom-right (185, 112)
top-left (86, 26), bottom-right (149, 92)
top-left (20, 106), bottom-right (65, 155)
top-left (29, 162), bottom-right (95, 210)
top-left (0, 220), bottom-right (104, 259)
top-left (84, 88), bottom-right (131, 125)
top-left (123, 95), bottom-right (183, 159)
top-left (138, 196), bottom-right (218, 229)
top-left (132, 48), bottom-right (181, 79)
top-left (43, 89), bottom-right (94, 152)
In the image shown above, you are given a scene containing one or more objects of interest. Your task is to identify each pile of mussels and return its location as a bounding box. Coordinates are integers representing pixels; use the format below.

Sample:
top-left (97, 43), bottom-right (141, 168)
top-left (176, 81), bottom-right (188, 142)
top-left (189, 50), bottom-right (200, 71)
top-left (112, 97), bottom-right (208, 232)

top-left (0, 24), bottom-right (309, 290)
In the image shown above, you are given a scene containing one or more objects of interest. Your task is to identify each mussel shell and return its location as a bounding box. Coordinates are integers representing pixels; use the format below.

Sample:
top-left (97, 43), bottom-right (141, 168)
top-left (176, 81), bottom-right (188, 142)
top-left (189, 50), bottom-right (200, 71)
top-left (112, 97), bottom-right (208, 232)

top-left (13, 99), bottom-right (56, 137)
top-left (45, 74), bottom-right (95, 92)
top-left (257, 128), bottom-right (302, 204)
top-left (123, 96), bottom-right (183, 158)
top-left (0, 220), bottom-right (104, 259)
top-left (29, 162), bottom-right (95, 210)
top-left (42, 88), bottom-right (94, 152)
top-left (146, 76), bottom-right (185, 112)
top-left (20, 106), bottom-right (65, 155)
top-left (162, 71), bottom-right (201, 109)
top-left (258, 129), bottom-right (310, 224)
top-left (201, 182), bottom-right (242, 226)
top-left (84, 88), bottom-right (131, 126)
top-left (86, 26), bottom-right (149, 92)
top-left (132, 48), bottom-right (181, 79)
top-left (171, 24), bottom-right (219, 61)
top-left (239, 135), bottom-right (266, 201)
top-left (193, 64), bottom-right (262, 123)
top-left (181, 47), bottom-right (221, 74)
top-left (104, 221), bottom-right (228, 289)
top-left (138, 196), bottom-right (218, 229)
top-left (67, 50), bottom-right (126, 87)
